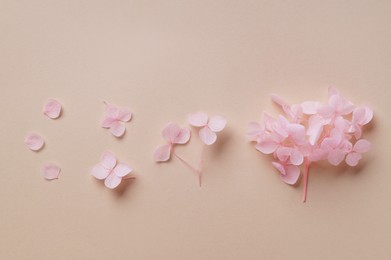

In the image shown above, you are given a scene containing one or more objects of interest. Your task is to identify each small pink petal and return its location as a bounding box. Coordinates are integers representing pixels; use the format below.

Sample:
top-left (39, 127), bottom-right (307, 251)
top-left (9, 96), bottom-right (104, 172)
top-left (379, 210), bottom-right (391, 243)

top-left (301, 101), bottom-right (320, 115)
top-left (353, 139), bottom-right (372, 153)
top-left (173, 128), bottom-right (191, 144)
top-left (346, 152), bottom-right (362, 167)
top-left (24, 133), bottom-right (45, 151)
top-left (162, 123), bottom-right (180, 143)
top-left (154, 144), bottom-right (172, 162)
top-left (101, 116), bottom-right (115, 128)
top-left (118, 107), bottom-right (132, 122)
top-left (188, 112), bottom-right (208, 127)
top-left (280, 165), bottom-right (300, 185)
top-left (91, 165), bottom-right (111, 180)
top-left (43, 98), bottom-right (62, 119)
top-left (199, 126), bottom-right (217, 145)
top-left (290, 149), bottom-right (304, 166)
top-left (276, 147), bottom-right (291, 162)
top-left (113, 163), bottom-right (132, 177)
top-left (327, 150), bottom-right (346, 166)
top-left (272, 162), bottom-right (286, 175)
top-left (104, 173), bottom-right (122, 189)
top-left (42, 163), bottom-right (61, 180)
top-left (110, 121), bottom-right (126, 137)
top-left (208, 115), bottom-right (227, 132)
top-left (100, 152), bottom-right (117, 169)
top-left (104, 102), bottom-right (120, 118)
top-left (270, 93), bottom-right (289, 107)
top-left (255, 137), bottom-right (279, 154)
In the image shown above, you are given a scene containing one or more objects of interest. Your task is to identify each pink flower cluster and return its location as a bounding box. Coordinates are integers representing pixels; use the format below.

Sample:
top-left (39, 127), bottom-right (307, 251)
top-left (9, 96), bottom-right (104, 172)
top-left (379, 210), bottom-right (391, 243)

top-left (248, 87), bottom-right (373, 202)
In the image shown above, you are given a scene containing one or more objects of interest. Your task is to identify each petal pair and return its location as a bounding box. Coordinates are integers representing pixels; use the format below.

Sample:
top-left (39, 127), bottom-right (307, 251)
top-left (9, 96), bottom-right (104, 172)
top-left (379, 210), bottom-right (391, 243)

top-left (188, 112), bottom-right (227, 145)
top-left (154, 123), bottom-right (191, 162)
top-left (91, 152), bottom-right (133, 189)
top-left (345, 139), bottom-right (372, 166)
top-left (101, 102), bottom-right (132, 137)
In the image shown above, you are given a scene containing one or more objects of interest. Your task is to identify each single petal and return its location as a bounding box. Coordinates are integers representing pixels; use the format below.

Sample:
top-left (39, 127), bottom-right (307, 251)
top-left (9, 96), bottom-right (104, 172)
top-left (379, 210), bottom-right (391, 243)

top-left (154, 144), bottom-right (172, 162)
top-left (287, 123), bottom-right (306, 144)
top-left (301, 101), bottom-right (321, 115)
top-left (104, 102), bottom-right (120, 118)
top-left (173, 128), bottom-right (191, 144)
top-left (100, 152), bottom-right (117, 169)
top-left (104, 173), bottom-right (122, 189)
top-left (270, 93), bottom-right (289, 107)
top-left (272, 162), bottom-right (286, 175)
top-left (24, 133), bottom-right (45, 151)
top-left (42, 163), bottom-right (61, 180)
top-left (255, 137), bottom-right (279, 154)
top-left (208, 115), bottom-right (227, 132)
top-left (353, 139), bottom-right (372, 153)
top-left (362, 107), bottom-right (373, 125)
top-left (346, 152), bottom-right (362, 167)
top-left (307, 115), bottom-right (324, 145)
top-left (43, 98), bottom-right (62, 119)
top-left (162, 123), bottom-right (180, 143)
top-left (118, 107), bottom-right (132, 122)
top-left (276, 147), bottom-right (291, 162)
top-left (101, 116), bottom-right (116, 128)
top-left (327, 149), bottom-right (346, 166)
top-left (110, 121), bottom-right (126, 137)
top-left (247, 122), bottom-right (264, 141)
top-left (188, 112), bottom-right (208, 127)
top-left (91, 164), bottom-right (111, 180)
top-left (290, 149), bottom-right (304, 166)
top-left (199, 126), bottom-right (217, 145)
top-left (113, 163), bottom-right (132, 177)
top-left (280, 165), bottom-right (300, 185)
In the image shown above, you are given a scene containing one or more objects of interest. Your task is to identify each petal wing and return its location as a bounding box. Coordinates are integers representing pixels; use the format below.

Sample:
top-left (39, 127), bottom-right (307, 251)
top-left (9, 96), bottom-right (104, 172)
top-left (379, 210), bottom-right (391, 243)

top-left (153, 144), bottom-right (172, 162)
top-left (91, 164), bottom-right (111, 180)
top-left (113, 163), bottom-right (132, 177)
top-left (104, 173), bottom-right (122, 189)
top-left (199, 126), bottom-right (217, 145)
top-left (208, 115), bottom-right (227, 132)
top-left (188, 112), bottom-right (208, 127)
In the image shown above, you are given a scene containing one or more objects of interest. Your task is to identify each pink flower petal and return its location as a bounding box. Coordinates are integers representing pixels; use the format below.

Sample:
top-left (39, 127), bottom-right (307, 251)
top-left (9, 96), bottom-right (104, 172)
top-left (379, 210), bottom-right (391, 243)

top-left (301, 101), bottom-right (321, 115)
top-left (154, 144), bottom-right (172, 162)
top-left (327, 150), bottom-right (346, 166)
top-left (173, 128), bottom-right (191, 144)
top-left (24, 133), bottom-right (45, 151)
top-left (290, 149), bottom-right (304, 166)
top-left (272, 162), bottom-right (286, 175)
top-left (43, 98), bottom-right (62, 119)
top-left (162, 123), bottom-right (180, 143)
top-left (199, 126), bottom-right (217, 145)
top-left (113, 163), bottom-right (132, 177)
top-left (104, 173), bottom-right (122, 189)
top-left (353, 139), bottom-right (372, 153)
top-left (110, 121), bottom-right (126, 137)
top-left (118, 107), bottom-right (132, 122)
top-left (208, 115), bottom-right (227, 132)
top-left (188, 112), bottom-right (208, 127)
top-left (100, 152), bottom-right (116, 169)
top-left (91, 164), bottom-right (111, 180)
top-left (255, 137), bottom-right (279, 154)
top-left (101, 116), bottom-right (116, 128)
top-left (280, 165), bottom-right (300, 185)
top-left (276, 147), bottom-right (291, 162)
top-left (104, 102), bottom-right (120, 118)
top-left (42, 163), bottom-right (61, 180)
top-left (345, 152), bottom-right (362, 167)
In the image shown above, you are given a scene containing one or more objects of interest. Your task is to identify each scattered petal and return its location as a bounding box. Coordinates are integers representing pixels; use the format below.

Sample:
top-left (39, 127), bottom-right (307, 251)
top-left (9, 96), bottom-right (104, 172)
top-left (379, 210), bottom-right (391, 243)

top-left (43, 98), bottom-right (62, 119)
top-left (154, 144), bottom-right (172, 162)
top-left (162, 123), bottom-right (180, 143)
top-left (113, 163), bottom-right (132, 177)
top-left (42, 163), bottom-right (61, 180)
top-left (208, 115), bottom-right (227, 132)
top-left (110, 121), bottom-right (126, 137)
top-left (173, 128), bottom-right (191, 144)
top-left (188, 112), bottom-right (208, 127)
top-left (346, 152), bottom-right (362, 167)
top-left (24, 133), bottom-right (45, 151)
top-left (100, 152), bottom-right (117, 169)
top-left (353, 139), bottom-right (372, 153)
top-left (199, 126), bottom-right (217, 145)
top-left (104, 173), bottom-right (122, 189)
top-left (91, 165), bottom-right (111, 180)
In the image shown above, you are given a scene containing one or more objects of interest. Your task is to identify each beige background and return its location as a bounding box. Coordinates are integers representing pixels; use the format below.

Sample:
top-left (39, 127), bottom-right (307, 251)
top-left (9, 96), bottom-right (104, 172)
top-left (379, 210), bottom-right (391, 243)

top-left (1, 0), bottom-right (391, 259)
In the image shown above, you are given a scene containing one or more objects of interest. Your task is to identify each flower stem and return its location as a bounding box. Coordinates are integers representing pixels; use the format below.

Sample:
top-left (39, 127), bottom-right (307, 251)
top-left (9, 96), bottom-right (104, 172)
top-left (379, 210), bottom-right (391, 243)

top-left (302, 159), bottom-right (310, 203)
top-left (173, 152), bottom-right (200, 178)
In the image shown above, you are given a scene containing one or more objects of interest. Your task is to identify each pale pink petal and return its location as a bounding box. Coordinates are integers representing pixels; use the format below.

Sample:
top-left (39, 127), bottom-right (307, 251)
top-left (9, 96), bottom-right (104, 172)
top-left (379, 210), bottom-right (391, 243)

top-left (91, 165), bottom-right (111, 180)
top-left (290, 149), bottom-right (304, 166)
top-left (154, 144), bottom-right (172, 162)
top-left (104, 173), bottom-right (122, 189)
top-left (110, 121), bottom-right (126, 137)
top-left (42, 163), bottom-right (61, 180)
top-left (352, 107), bottom-right (366, 124)
top-left (276, 147), bottom-right (291, 162)
top-left (353, 139), bottom-right (372, 153)
top-left (280, 165), bottom-right (300, 185)
top-left (272, 162), bottom-right (286, 175)
top-left (270, 93), bottom-right (289, 107)
top-left (301, 101), bottom-right (321, 115)
top-left (199, 126), bottom-right (217, 145)
top-left (173, 128), bottom-right (191, 144)
top-left (113, 163), bottom-right (132, 177)
top-left (255, 137), bottom-right (279, 154)
top-left (104, 102), bottom-right (120, 118)
top-left (188, 112), bottom-right (208, 127)
top-left (118, 107), bottom-right (132, 122)
top-left (307, 115), bottom-right (324, 145)
top-left (248, 122), bottom-right (264, 141)
top-left (162, 123), bottom-right (180, 143)
top-left (24, 133), bottom-right (45, 151)
top-left (346, 152), bottom-right (362, 167)
top-left (287, 124), bottom-right (306, 144)
top-left (263, 112), bottom-right (277, 131)
top-left (100, 152), bottom-right (117, 169)
top-left (208, 115), bottom-right (227, 132)
top-left (362, 107), bottom-right (373, 125)
top-left (101, 116), bottom-right (116, 128)
top-left (327, 150), bottom-right (346, 166)
top-left (43, 98), bottom-right (62, 119)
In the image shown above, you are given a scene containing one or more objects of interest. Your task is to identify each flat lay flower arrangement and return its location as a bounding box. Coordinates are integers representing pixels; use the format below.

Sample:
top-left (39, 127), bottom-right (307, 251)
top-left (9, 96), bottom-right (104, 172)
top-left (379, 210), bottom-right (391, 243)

top-left (248, 87), bottom-right (373, 202)
top-left (25, 87), bottom-right (372, 202)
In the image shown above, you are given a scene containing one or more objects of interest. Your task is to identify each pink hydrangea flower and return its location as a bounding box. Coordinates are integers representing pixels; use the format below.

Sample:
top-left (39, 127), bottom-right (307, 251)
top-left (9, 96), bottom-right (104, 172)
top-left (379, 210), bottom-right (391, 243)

top-left (249, 87), bottom-right (373, 202)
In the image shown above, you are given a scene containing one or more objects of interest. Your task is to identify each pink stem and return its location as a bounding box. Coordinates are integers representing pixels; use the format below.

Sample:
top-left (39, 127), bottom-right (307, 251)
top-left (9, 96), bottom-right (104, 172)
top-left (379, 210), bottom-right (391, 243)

top-left (302, 159), bottom-right (310, 203)
top-left (197, 146), bottom-right (205, 187)
top-left (173, 152), bottom-right (200, 177)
